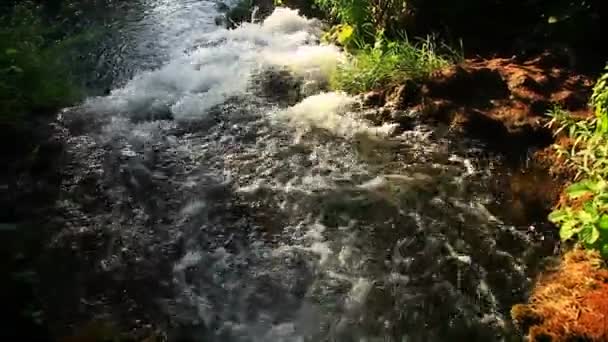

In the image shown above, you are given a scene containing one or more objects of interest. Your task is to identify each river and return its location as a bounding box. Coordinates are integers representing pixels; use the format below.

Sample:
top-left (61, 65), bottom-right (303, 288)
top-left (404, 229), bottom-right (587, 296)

top-left (44, 1), bottom-right (556, 340)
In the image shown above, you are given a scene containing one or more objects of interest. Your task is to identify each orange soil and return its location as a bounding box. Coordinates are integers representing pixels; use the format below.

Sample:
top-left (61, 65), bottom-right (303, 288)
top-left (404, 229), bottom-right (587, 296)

top-left (366, 52), bottom-right (595, 155)
top-left (512, 250), bottom-right (608, 341)
top-left (418, 53), bottom-right (594, 137)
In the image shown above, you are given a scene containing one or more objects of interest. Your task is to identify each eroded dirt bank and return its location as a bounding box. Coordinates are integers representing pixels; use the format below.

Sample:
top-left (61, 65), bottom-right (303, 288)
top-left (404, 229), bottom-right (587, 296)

top-left (361, 53), bottom-right (594, 158)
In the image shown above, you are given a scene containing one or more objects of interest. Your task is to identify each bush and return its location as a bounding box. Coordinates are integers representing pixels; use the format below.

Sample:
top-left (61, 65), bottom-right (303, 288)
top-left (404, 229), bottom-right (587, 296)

top-left (314, 0), bottom-right (605, 66)
top-left (547, 68), bottom-right (608, 257)
top-left (313, 0), bottom-right (408, 42)
top-left (0, 3), bottom-right (80, 127)
top-left (330, 37), bottom-right (458, 93)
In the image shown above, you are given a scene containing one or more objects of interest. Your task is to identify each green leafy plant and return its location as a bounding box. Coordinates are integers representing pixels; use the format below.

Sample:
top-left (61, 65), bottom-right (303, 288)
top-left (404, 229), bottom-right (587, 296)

top-left (591, 67), bottom-right (608, 133)
top-left (321, 23), bottom-right (357, 49)
top-left (547, 69), bottom-right (608, 257)
top-left (549, 179), bottom-right (608, 256)
top-left (314, 0), bottom-right (408, 42)
top-left (547, 105), bottom-right (608, 180)
top-left (0, 3), bottom-right (81, 125)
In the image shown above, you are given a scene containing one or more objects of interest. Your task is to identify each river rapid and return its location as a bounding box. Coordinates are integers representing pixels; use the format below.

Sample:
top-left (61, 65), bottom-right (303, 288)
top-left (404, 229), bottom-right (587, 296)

top-left (45, 1), bottom-right (556, 341)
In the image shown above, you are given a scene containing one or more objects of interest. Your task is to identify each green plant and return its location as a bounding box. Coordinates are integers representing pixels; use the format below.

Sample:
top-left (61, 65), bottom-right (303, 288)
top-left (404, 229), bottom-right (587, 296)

top-left (314, 0), bottom-right (408, 42)
top-left (549, 179), bottom-right (608, 256)
top-left (591, 67), bottom-right (608, 133)
top-left (0, 3), bottom-right (81, 126)
top-left (321, 24), bottom-right (357, 49)
top-left (547, 105), bottom-right (608, 180)
top-left (547, 69), bottom-right (608, 257)
top-left (329, 36), bottom-right (457, 93)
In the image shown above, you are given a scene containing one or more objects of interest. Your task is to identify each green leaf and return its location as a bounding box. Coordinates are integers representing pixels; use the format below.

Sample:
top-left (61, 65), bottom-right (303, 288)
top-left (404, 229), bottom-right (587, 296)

top-left (588, 179), bottom-right (607, 193)
top-left (559, 220), bottom-right (578, 240)
top-left (5, 48), bottom-right (18, 55)
top-left (599, 214), bottom-right (608, 230)
top-left (336, 24), bottom-right (354, 46)
top-left (566, 181), bottom-right (592, 198)
top-left (580, 224), bottom-right (600, 245)
top-left (601, 244), bottom-right (608, 258)
top-left (576, 210), bottom-right (595, 224)
top-left (548, 209), bottom-right (570, 223)
top-left (583, 203), bottom-right (600, 222)
top-left (8, 65), bottom-right (23, 73)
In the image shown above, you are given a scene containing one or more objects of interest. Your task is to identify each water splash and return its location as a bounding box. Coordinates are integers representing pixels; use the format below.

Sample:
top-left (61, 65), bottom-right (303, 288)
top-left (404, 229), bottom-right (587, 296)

top-left (273, 92), bottom-right (397, 137)
top-left (85, 8), bottom-right (341, 121)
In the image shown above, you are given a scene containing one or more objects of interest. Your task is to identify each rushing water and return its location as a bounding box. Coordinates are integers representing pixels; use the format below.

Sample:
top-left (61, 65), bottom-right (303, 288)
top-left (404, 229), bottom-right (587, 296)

top-left (47, 1), bottom-right (556, 341)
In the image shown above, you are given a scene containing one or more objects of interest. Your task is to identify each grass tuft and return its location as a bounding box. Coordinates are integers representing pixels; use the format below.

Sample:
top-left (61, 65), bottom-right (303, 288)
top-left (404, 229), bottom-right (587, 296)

top-left (329, 36), bottom-right (461, 94)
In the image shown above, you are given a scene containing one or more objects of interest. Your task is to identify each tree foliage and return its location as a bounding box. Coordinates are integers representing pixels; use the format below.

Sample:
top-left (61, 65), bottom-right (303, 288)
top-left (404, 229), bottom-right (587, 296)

top-left (313, 0), bottom-right (605, 64)
top-left (0, 4), bottom-right (79, 126)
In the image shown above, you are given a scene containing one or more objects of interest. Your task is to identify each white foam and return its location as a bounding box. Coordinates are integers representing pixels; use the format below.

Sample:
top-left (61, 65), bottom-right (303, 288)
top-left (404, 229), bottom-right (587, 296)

top-left (345, 278), bottom-right (373, 311)
top-left (174, 250), bottom-right (203, 271)
top-left (261, 7), bottom-right (319, 34)
top-left (274, 92), bottom-right (397, 138)
top-left (86, 8), bottom-right (343, 121)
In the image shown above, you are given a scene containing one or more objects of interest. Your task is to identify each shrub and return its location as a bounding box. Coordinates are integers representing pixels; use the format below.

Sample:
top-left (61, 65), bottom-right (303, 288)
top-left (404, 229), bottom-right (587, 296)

top-left (592, 70), bottom-right (608, 132)
top-left (313, 0), bottom-right (408, 42)
top-left (547, 68), bottom-right (608, 257)
top-left (0, 3), bottom-right (80, 126)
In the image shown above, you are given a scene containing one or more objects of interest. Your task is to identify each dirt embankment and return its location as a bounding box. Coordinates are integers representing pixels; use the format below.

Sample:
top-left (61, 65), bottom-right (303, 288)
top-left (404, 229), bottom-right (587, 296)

top-left (362, 52), bottom-right (594, 158)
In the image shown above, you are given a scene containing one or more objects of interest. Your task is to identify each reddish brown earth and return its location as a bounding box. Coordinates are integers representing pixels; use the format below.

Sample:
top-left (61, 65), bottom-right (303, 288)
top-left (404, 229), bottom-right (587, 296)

top-left (512, 250), bottom-right (608, 341)
top-left (363, 52), bottom-right (595, 158)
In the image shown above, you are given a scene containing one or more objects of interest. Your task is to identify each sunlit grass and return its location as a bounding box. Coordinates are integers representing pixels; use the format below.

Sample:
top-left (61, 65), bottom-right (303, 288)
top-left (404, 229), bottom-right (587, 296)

top-left (330, 37), bottom-right (462, 93)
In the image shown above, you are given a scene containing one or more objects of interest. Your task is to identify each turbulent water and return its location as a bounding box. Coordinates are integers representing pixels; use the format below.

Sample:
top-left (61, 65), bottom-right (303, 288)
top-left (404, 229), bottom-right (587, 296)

top-left (49, 2), bottom-right (555, 341)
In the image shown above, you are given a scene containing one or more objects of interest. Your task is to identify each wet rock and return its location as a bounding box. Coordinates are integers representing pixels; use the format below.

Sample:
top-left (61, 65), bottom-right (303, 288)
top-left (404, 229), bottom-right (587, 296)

top-left (250, 66), bottom-right (303, 105)
top-left (225, 0), bottom-right (274, 28)
top-left (279, 0), bottom-right (326, 18)
top-left (385, 80), bottom-right (419, 109)
top-left (215, 1), bottom-right (230, 12)
top-left (214, 15), bottom-right (226, 26)
top-left (388, 109), bottom-right (418, 130)
top-left (361, 107), bottom-right (392, 125)
top-left (361, 90), bottom-right (385, 108)
top-left (552, 90), bottom-right (588, 110)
